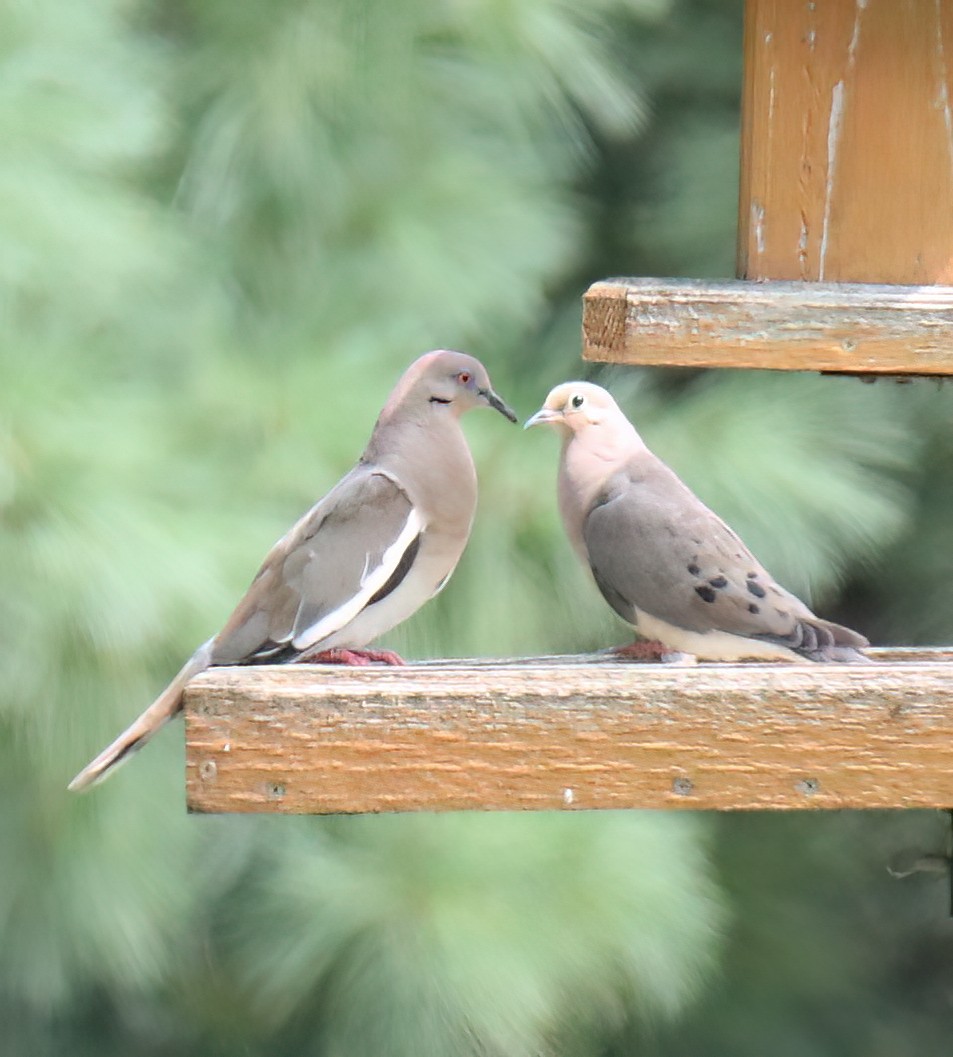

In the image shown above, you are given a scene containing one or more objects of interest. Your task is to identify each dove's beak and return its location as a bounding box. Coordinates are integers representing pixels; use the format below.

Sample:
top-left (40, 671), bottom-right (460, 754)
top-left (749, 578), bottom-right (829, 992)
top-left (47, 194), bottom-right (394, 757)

top-left (523, 407), bottom-right (562, 430)
top-left (479, 387), bottom-right (518, 423)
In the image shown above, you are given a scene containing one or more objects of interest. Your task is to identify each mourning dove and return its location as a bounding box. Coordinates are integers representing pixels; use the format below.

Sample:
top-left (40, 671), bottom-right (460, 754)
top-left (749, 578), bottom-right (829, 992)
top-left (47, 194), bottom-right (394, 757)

top-left (525, 382), bottom-right (870, 664)
top-left (69, 351), bottom-right (517, 790)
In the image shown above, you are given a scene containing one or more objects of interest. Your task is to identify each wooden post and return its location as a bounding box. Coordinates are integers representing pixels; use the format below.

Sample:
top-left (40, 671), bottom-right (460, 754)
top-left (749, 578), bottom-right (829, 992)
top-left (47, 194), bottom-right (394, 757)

top-left (583, 0), bottom-right (953, 373)
top-left (739, 0), bottom-right (953, 284)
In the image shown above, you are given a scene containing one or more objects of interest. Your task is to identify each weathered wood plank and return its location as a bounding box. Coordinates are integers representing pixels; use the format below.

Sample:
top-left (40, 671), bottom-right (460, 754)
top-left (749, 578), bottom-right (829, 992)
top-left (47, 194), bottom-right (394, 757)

top-left (739, 0), bottom-right (953, 284)
top-left (185, 648), bottom-right (953, 815)
top-left (582, 278), bottom-right (953, 374)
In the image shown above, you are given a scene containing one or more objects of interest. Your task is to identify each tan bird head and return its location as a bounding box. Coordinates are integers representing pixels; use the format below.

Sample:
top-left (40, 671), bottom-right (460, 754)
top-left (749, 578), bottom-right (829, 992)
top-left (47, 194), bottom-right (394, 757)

top-left (387, 350), bottom-right (517, 423)
top-left (524, 382), bottom-right (628, 435)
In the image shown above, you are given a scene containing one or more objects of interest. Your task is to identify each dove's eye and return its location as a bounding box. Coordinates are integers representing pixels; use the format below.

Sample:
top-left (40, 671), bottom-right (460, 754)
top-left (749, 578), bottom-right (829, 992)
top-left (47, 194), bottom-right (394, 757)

top-left (570, 394), bottom-right (585, 409)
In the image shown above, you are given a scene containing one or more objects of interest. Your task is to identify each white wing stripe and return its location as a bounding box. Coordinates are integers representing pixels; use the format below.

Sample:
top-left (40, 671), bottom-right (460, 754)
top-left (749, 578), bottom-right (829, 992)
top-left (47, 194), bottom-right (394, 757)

top-left (358, 551), bottom-right (372, 587)
top-left (291, 507), bottom-right (424, 651)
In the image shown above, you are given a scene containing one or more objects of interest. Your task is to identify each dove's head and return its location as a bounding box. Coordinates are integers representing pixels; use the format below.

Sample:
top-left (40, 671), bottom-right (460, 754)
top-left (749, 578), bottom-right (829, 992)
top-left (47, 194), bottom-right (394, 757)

top-left (386, 350), bottom-right (517, 423)
top-left (524, 382), bottom-right (632, 437)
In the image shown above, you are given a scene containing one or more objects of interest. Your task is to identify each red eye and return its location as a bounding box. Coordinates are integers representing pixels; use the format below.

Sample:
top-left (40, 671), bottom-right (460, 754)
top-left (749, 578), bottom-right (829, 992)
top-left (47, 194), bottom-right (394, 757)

top-left (458, 371), bottom-right (471, 384)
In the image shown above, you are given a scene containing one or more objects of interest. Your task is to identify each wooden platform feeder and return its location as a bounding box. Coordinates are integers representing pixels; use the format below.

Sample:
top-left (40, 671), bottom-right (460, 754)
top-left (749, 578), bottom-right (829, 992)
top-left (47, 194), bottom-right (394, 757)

top-left (583, 0), bottom-right (953, 375)
top-left (186, 0), bottom-right (953, 816)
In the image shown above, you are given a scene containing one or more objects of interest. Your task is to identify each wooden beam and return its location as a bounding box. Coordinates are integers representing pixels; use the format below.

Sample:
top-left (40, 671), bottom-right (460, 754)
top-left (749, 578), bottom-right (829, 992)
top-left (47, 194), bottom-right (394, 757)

top-left (581, 278), bottom-right (953, 374)
top-left (185, 648), bottom-right (953, 815)
top-left (738, 0), bottom-right (953, 284)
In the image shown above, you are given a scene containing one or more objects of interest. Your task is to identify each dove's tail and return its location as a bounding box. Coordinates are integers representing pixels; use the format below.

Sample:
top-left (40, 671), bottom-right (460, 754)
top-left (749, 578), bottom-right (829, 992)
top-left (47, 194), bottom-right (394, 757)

top-left (796, 618), bottom-right (873, 664)
top-left (68, 641), bottom-right (214, 792)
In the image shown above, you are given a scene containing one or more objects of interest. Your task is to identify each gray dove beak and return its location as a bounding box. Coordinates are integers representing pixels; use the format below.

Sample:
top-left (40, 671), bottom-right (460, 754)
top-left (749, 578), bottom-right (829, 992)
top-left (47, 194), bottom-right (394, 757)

top-left (479, 387), bottom-right (518, 423)
top-left (523, 407), bottom-right (562, 430)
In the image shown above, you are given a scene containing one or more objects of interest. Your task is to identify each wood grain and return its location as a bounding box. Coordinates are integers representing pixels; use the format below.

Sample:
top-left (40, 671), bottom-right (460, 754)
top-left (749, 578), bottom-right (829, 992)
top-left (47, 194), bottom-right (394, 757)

top-left (582, 278), bottom-right (953, 374)
top-left (738, 0), bottom-right (953, 284)
top-left (185, 648), bottom-right (953, 814)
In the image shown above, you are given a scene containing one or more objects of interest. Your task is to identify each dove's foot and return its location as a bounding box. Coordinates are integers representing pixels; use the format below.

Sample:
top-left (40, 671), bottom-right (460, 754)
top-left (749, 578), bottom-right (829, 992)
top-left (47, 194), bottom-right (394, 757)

top-left (298, 647), bottom-right (406, 667)
top-left (611, 640), bottom-right (696, 665)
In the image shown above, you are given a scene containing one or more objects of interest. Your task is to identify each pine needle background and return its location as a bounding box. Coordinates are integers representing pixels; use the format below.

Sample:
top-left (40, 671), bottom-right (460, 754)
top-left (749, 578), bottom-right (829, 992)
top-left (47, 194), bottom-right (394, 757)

top-left (3, 1), bottom-right (953, 1054)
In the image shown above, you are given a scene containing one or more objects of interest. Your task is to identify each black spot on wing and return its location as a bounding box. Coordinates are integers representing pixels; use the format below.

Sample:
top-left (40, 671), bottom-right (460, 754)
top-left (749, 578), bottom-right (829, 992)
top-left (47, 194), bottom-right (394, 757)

top-left (368, 533), bottom-right (421, 606)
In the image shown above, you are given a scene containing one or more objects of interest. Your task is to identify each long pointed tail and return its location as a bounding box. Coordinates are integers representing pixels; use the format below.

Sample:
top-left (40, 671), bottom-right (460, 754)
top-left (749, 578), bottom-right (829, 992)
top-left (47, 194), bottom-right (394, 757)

top-left (68, 641), bottom-right (214, 792)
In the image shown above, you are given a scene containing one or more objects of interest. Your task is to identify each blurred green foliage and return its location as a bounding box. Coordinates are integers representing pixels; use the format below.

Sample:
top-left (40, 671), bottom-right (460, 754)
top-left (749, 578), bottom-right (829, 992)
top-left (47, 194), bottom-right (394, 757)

top-left (4, 0), bottom-right (953, 1054)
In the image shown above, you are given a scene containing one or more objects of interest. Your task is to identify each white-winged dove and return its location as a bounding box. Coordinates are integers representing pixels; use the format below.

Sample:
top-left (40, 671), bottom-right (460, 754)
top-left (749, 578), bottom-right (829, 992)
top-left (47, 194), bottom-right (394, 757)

top-left (525, 382), bottom-right (869, 664)
top-left (69, 351), bottom-right (517, 791)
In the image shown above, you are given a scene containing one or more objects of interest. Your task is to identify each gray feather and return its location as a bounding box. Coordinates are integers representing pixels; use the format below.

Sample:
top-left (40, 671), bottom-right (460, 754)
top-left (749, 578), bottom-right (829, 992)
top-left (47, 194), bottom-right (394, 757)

top-left (583, 458), bottom-right (869, 662)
